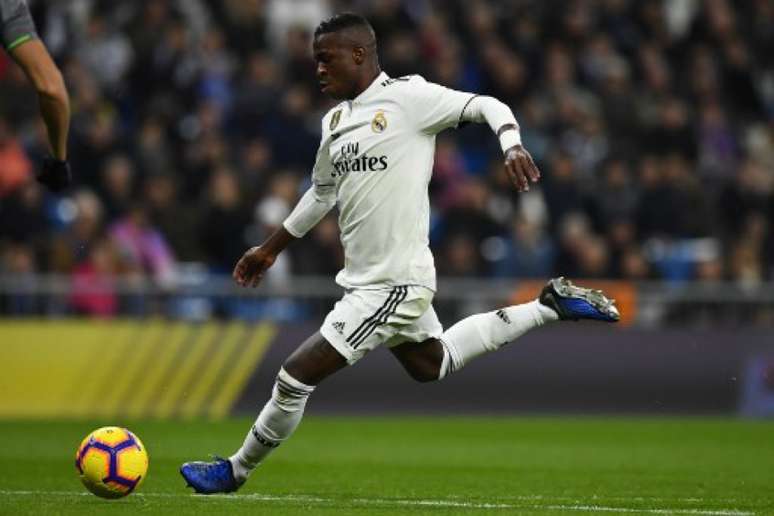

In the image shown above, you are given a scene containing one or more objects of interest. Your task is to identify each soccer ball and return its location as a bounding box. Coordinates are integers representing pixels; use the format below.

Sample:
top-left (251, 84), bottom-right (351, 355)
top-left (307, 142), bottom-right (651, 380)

top-left (74, 426), bottom-right (148, 499)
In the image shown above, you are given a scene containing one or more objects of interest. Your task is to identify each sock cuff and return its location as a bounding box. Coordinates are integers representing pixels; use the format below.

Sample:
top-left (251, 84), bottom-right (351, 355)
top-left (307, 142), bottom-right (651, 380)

top-left (529, 299), bottom-right (559, 324)
top-left (277, 367), bottom-right (315, 394)
top-left (439, 337), bottom-right (462, 375)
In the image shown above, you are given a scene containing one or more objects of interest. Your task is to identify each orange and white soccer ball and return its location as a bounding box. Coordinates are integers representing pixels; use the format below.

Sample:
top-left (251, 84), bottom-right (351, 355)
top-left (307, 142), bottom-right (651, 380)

top-left (75, 426), bottom-right (149, 499)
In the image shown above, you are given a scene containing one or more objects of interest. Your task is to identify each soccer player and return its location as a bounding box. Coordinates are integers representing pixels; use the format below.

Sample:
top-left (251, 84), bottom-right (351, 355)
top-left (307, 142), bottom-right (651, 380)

top-left (1, 0), bottom-right (71, 191)
top-left (181, 13), bottom-right (619, 493)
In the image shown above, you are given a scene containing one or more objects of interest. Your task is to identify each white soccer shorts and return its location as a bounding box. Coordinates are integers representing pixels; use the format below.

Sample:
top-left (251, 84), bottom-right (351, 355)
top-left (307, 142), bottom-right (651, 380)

top-left (320, 285), bottom-right (444, 364)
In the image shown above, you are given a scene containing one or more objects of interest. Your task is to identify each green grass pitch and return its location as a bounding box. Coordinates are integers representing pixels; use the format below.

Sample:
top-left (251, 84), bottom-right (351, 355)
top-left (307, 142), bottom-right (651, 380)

top-left (0, 416), bottom-right (772, 515)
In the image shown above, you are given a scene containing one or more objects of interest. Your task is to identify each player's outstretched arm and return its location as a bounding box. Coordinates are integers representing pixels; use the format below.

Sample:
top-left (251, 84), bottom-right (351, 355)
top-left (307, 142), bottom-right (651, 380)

top-left (10, 39), bottom-right (72, 191)
top-left (462, 96), bottom-right (540, 193)
top-left (408, 77), bottom-right (540, 193)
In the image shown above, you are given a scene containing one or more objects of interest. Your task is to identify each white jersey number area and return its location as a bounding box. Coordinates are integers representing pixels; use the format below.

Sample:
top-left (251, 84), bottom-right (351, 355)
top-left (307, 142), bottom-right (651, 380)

top-left (315, 72), bottom-right (475, 291)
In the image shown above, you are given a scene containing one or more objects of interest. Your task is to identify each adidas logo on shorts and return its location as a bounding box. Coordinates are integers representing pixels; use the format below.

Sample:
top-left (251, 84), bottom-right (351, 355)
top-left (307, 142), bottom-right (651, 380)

top-left (332, 321), bottom-right (346, 334)
top-left (495, 309), bottom-right (511, 324)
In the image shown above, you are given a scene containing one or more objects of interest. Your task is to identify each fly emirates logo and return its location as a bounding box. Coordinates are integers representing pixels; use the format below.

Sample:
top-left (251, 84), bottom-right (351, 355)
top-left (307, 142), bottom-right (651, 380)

top-left (332, 142), bottom-right (388, 178)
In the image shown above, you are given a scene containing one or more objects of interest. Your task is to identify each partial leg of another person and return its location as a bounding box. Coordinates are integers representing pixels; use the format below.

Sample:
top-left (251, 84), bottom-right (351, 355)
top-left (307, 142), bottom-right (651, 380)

top-left (391, 277), bottom-right (620, 382)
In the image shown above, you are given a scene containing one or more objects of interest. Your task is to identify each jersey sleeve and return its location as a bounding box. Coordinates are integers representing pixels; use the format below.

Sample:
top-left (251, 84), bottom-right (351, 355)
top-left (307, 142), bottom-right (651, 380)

top-left (0, 0), bottom-right (38, 51)
top-left (405, 75), bottom-right (477, 135)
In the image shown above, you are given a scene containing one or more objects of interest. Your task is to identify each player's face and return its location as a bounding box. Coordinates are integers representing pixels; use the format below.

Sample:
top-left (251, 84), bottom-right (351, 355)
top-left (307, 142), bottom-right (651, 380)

top-left (313, 33), bottom-right (360, 100)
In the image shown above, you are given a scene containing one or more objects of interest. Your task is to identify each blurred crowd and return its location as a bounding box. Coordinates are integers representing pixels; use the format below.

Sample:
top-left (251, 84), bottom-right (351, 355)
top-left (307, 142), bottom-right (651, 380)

top-left (1, 0), bottom-right (773, 316)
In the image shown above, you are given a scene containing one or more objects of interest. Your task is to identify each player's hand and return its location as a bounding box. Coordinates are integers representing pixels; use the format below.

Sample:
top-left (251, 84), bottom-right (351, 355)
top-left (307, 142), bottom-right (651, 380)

top-left (36, 157), bottom-right (72, 192)
top-left (233, 246), bottom-right (276, 288)
top-left (504, 145), bottom-right (540, 193)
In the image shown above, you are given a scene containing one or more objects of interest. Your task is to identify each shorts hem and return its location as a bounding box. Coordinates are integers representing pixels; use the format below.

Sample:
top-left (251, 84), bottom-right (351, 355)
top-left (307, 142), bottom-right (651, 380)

top-left (319, 324), bottom-right (358, 365)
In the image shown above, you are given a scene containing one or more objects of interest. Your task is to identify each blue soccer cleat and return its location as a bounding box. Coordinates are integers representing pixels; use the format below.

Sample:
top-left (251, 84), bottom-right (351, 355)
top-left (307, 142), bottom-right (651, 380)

top-left (539, 277), bottom-right (620, 322)
top-left (180, 457), bottom-right (243, 494)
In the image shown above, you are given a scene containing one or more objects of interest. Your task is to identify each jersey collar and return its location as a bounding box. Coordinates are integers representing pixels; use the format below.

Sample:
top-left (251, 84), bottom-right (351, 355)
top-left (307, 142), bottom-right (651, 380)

top-left (353, 72), bottom-right (389, 104)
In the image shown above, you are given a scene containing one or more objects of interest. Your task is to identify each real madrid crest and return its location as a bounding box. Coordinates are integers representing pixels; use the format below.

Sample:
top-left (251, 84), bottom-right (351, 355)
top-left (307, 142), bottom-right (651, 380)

top-left (371, 110), bottom-right (387, 133)
top-left (330, 109), bottom-right (342, 131)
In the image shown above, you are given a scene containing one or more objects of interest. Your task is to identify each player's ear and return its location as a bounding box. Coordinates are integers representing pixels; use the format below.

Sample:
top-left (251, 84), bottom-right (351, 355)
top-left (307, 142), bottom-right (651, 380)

top-left (353, 46), bottom-right (365, 65)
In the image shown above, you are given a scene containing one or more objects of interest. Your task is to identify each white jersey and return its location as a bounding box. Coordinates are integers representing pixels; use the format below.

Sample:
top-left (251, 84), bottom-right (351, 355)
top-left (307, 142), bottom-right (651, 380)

top-left (308, 72), bottom-right (476, 290)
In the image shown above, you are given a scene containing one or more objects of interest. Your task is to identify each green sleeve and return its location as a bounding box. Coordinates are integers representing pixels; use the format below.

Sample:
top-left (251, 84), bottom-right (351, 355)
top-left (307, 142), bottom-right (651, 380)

top-left (0, 0), bottom-right (38, 51)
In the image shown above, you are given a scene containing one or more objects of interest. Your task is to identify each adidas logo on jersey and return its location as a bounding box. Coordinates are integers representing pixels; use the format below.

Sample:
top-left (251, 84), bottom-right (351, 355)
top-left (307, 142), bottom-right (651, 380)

top-left (495, 309), bottom-right (511, 324)
top-left (332, 321), bottom-right (346, 334)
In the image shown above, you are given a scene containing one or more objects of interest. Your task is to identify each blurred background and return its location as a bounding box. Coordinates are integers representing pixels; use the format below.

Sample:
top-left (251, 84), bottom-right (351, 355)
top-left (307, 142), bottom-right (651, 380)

top-left (0, 0), bottom-right (772, 419)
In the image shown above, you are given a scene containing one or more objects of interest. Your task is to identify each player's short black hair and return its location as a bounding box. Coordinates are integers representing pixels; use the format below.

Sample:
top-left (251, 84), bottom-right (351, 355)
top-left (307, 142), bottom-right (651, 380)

top-left (314, 13), bottom-right (376, 41)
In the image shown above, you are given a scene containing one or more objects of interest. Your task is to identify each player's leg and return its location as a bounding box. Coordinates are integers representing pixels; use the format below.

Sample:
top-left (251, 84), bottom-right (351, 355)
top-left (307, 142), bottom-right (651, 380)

top-left (181, 287), bottom-right (408, 494)
top-left (228, 332), bottom-right (346, 478)
top-left (284, 330), bottom-right (349, 384)
top-left (181, 333), bottom-right (346, 494)
top-left (391, 277), bottom-right (620, 381)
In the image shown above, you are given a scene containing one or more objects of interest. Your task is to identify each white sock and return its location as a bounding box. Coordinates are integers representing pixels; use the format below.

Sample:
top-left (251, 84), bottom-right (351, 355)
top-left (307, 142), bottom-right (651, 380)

top-left (229, 368), bottom-right (314, 481)
top-left (438, 300), bottom-right (558, 378)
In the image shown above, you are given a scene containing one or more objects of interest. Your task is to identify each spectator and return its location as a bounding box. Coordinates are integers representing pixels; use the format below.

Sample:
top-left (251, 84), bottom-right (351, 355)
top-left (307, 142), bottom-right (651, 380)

top-left (230, 52), bottom-right (282, 139)
top-left (109, 202), bottom-right (176, 286)
top-left (144, 173), bottom-right (202, 262)
top-left (696, 100), bottom-right (740, 184)
top-left (590, 159), bottom-right (639, 233)
top-left (98, 154), bottom-right (136, 221)
top-left (0, 116), bottom-right (32, 197)
top-left (437, 178), bottom-right (506, 270)
top-left (643, 97), bottom-right (696, 160)
top-left (135, 116), bottom-right (174, 177)
top-left (49, 189), bottom-right (104, 273)
top-left (542, 151), bottom-right (585, 230)
top-left (0, 0), bottom-right (771, 292)
top-left (199, 166), bottom-right (251, 272)
top-left (75, 15), bottom-right (133, 91)
top-left (70, 237), bottom-right (119, 317)
top-left (492, 215), bottom-right (555, 279)
top-left (211, 0), bottom-right (268, 58)
top-left (1, 242), bottom-right (38, 314)
top-left (0, 180), bottom-right (48, 246)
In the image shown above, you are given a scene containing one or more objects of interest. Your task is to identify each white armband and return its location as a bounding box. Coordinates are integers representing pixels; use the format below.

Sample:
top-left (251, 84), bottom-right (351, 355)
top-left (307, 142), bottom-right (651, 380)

top-left (498, 128), bottom-right (522, 152)
top-left (460, 95), bottom-right (522, 153)
top-left (282, 185), bottom-right (336, 238)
